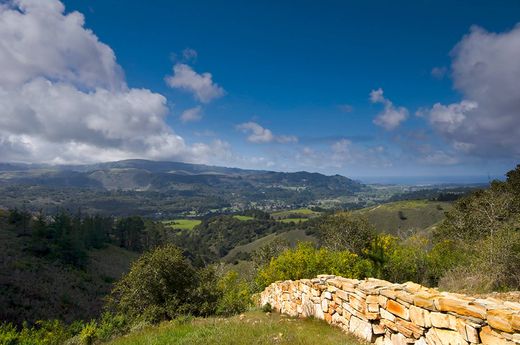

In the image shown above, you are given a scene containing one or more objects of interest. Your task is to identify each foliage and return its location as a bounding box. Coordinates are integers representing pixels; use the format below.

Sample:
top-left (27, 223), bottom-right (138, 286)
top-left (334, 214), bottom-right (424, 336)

top-left (109, 245), bottom-right (199, 322)
top-left (255, 242), bottom-right (372, 290)
top-left (318, 212), bottom-right (375, 255)
top-left (215, 271), bottom-right (252, 316)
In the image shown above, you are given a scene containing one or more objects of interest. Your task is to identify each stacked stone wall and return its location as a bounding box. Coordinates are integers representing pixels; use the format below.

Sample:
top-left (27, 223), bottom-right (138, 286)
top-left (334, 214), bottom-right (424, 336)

top-left (259, 275), bottom-right (520, 344)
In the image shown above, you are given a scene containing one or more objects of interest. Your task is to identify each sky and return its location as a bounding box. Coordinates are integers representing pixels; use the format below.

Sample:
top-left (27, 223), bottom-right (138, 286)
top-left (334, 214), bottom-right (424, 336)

top-left (0, 0), bottom-right (519, 180)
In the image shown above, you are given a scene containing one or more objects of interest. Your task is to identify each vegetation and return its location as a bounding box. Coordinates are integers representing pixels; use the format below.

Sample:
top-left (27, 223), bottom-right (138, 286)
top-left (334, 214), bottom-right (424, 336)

top-left (1, 164), bottom-right (519, 344)
top-left (163, 219), bottom-right (202, 230)
top-left (106, 311), bottom-right (366, 345)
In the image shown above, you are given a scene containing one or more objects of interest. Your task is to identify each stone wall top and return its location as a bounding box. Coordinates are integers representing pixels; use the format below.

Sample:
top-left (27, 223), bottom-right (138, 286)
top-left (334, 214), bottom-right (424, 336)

top-left (259, 275), bottom-right (520, 344)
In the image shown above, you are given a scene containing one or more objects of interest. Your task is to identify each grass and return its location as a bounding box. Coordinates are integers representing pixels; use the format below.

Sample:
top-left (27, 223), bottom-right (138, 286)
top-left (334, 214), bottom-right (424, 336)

top-left (107, 311), bottom-right (366, 345)
top-left (163, 219), bottom-right (201, 230)
top-left (271, 208), bottom-right (320, 218)
top-left (278, 218), bottom-right (310, 223)
top-left (353, 200), bottom-right (452, 236)
top-left (223, 229), bottom-right (317, 263)
top-left (232, 215), bottom-right (255, 221)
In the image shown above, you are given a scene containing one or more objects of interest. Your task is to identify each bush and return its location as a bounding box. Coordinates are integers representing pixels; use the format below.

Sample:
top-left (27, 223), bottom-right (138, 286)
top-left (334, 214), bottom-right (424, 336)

top-left (255, 242), bottom-right (372, 290)
top-left (108, 244), bottom-right (199, 323)
top-left (0, 320), bottom-right (73, 345)
top-left (216, 271), bottom-right (251, 316)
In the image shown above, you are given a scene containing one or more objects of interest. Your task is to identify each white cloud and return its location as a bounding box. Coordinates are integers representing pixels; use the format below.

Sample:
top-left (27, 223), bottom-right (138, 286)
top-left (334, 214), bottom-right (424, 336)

top-left (236, 122), bottom-right (298, 144)
top-left (165, 63), bottom-right (225, 103)
top-left (0, 0), bottom-right (231, 164)
top-left (180, 106), bottom-right (203, 123)
top-left (427, 24), bottom-right (520, 157)
top-left (370, 88), bottom-right (408, 130)
top-left (419, 150), bottom-right (459, 165)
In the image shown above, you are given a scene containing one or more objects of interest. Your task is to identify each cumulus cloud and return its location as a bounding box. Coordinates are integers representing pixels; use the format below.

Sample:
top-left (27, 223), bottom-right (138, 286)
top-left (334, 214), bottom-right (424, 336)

top-left (0, 0), bottom-right (230, 164)
top-left (426, 24), bottom-right (520, 157)
top-left (180, 106), bottom-right (203, 123)
top-left (165, 63), bottom-right (225, 103)
top-left (338, 104), bottom-right (353, 113)
top-left (236, 122), bottom-right (298, 144)
top-left (370, 88), bottom-right (408, 130)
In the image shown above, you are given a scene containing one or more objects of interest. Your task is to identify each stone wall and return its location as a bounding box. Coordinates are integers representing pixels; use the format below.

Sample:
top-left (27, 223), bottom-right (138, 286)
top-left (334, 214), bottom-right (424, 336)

top-left (259, 275), bottom-right (520, 344)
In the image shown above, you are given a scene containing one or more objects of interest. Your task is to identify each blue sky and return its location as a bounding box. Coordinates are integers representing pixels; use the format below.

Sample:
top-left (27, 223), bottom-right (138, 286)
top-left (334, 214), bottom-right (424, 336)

top-left (0, 0), bottom-right (519, 180)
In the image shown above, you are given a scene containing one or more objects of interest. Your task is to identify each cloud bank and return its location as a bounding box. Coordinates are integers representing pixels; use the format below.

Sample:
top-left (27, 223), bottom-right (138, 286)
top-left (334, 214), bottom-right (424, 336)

top-left (0, 0), bottom-right (228, 164)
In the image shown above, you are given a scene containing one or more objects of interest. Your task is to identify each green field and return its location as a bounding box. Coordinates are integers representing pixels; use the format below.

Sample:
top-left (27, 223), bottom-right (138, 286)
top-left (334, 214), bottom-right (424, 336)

top-left (271, 208), bottom-right (319, 217)
top-left (354, 200), bottom-right (452, 236)
top-left (163, 219), bottom-right (201, 230)
top-left (107, 310), bottom-right (366, 345)
top-left (232, 215), bottom-right (255, 221)
top-left (277, 217), bottom-right (310, 223)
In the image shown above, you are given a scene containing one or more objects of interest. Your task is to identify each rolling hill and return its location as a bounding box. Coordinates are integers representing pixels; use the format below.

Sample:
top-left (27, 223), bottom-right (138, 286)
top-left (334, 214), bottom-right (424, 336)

top-left (0, 159), bottom-right (366, 216)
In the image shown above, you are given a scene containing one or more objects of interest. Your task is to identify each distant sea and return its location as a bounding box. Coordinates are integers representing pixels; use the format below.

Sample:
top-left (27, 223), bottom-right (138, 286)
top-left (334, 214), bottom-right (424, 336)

top-left (355, 175), bottom-right (504, 186)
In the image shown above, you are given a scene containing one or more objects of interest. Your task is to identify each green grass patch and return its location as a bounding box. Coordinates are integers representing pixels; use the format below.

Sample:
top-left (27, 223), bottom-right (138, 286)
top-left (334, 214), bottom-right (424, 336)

top-left (107, 311), bottom-right (366, 345)
top-left (232, 215), bottom-right (255, 221)
top-left (271, 208), bottom-right (319, 217)
top-left (163, 219), bottom-right (201, 230)
top-left (277, 218), bottom-right (310, 223)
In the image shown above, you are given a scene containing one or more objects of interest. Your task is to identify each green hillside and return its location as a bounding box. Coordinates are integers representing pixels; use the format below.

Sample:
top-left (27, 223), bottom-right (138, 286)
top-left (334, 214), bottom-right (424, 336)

top-left (354, 200), bottom-right (452, 236)
top-left (107, 311), bottom-right (365, 345)
top-left (0, 219), bottom-right (138, 325)
top-left (223, 229), bottom-right (317, 263)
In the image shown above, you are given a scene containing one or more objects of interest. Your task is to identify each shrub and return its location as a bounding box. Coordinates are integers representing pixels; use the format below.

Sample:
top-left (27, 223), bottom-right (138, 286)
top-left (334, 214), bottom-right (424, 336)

top-left (108, 244), bottom-right (198, 323)
top-left (216, 271), bottom-right (251, 316)
top-left (255, 242), bottom-right (372, 290)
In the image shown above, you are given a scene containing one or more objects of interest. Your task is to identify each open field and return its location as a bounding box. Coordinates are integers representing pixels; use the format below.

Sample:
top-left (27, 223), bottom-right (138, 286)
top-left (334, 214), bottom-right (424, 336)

top-left (277, 217), bottom-right (310, 223)
top-left (107, 310), bottom-right (366, 345)
top-left (232, 215), bottom-right (255, 221)
top-left (271, 208), bottom-right (320, 217)
top-left (163, 219), bottom-right (201, 230)
top-left (354, 200), bottom-right (452, 236)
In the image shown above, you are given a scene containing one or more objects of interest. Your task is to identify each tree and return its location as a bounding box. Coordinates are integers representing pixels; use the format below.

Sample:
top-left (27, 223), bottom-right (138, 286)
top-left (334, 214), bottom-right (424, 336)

top-left (318, 212), bottom-right (376, 255)
top-left (109, 245), bottom-right (200, 322)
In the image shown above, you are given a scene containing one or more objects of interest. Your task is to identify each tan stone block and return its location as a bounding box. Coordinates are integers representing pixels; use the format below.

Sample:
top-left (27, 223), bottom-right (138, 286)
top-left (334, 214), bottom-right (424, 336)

top-left (349, 293), bottom-right (367, 312)
top-left (413, 291), bottom-right (438, 311)
top-left (380, 307), bottom-right (396, 322)
top-left (379, 295), bottom-right (389, 308)
top-left (367, 294), bottom-right (379, 304)
top-left (387, 299), bottom-right (410, 320)
top-left (488, 309), bottom-right (515, 333)
top-left (430, 312), bottom-right (457, 330)
top-left (335, 289), bottom-right (350, 301)
top-left (395, 318), bottom-right (424, 339)
top-left (437, 297), bottom-right (486, 319)
top-left (380, 288), bottom-right (399, 300)
top-left (409, 305), bottom-right (431, 328)
top-left (480, 326), bottom-right (515, 345)
top-left (368, 303), bottom-right (380, 313)
top-left (512, 313), bottom-right (520, 331)
top-left (349, 316), bottom-right (374, 342)
top-left (425, 328), bottom-right (468, 345)
top-left (380, 318), bottom-right (398, 332)
top-left (396, 290), bottom-right (414, 305)
top-left (373, 322), bottom-right (386, 335)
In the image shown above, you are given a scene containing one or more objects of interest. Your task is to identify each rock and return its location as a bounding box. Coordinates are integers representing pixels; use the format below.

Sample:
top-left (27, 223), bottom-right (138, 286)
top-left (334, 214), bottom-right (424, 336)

top-left (487, 309), bottom-right (514, 333)
top-left (349, 315), bottom-right (374, 342)
top-left (387, 299), bottom-right (410, 320)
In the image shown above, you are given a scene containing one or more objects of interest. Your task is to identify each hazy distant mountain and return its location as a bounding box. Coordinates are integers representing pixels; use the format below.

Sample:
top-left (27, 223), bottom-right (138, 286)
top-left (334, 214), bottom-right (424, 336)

top-left (0, 160), bottom-right (365, 216)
